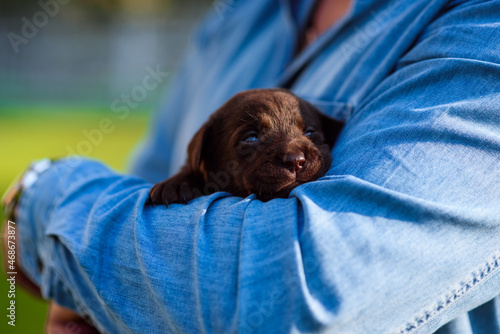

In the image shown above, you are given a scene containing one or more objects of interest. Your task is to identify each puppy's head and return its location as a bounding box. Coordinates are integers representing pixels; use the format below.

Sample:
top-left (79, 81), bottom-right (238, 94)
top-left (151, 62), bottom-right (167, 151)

top-left (187, 88), bottom-right (343, 201)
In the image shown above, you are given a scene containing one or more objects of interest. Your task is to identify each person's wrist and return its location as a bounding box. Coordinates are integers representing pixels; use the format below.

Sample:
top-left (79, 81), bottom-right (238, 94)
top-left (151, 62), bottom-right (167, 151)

top-left (1, 159), bottom-right (54, 222)
top-left (1, 159), bottom-right (54, 299)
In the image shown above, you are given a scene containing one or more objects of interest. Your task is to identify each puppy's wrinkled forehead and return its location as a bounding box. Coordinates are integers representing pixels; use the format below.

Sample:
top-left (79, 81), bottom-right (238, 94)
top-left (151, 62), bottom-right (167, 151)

top-left (226, 90), bottom-right (306, 131)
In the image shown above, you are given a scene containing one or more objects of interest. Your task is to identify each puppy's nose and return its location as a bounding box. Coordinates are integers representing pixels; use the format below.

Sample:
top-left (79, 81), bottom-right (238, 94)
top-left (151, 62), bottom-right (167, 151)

top-left (283, 152), bottom-right (306, 173)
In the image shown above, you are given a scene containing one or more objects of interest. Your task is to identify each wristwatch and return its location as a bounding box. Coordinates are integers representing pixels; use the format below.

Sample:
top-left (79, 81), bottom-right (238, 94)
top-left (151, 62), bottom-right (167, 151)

top-left (1, 159), bottom-right (53, 222)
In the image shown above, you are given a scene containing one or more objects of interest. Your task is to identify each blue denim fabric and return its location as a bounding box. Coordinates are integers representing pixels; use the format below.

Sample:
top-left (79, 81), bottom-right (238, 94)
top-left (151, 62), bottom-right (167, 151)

top-left (17, 0), bottom-right (500, 333)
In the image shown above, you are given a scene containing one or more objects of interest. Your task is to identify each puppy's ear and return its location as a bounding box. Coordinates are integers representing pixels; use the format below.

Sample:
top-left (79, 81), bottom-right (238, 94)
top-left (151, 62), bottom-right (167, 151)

top-left (318, 112), bottom-right (344, 149)
top-left (187, 122), bottom-right (210, 177)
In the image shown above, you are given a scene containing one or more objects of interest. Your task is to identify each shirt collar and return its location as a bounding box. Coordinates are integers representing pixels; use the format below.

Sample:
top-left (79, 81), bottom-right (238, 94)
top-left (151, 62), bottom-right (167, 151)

top-left (277, 0), bottom-right (357, 87)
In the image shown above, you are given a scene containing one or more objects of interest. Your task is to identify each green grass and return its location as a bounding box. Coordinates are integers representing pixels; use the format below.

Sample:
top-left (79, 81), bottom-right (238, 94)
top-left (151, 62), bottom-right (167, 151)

top-left (0, 107), bottom-right (149, 333)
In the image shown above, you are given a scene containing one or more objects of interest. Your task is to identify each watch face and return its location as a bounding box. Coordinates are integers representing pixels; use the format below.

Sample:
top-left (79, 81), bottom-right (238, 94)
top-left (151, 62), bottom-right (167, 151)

top-left (21, 170), bottom-right (39, 189)
top-left (21, 159), bottom-right (53, 189)
top-left (31, 159), bottom-right (53, 174)
top-left (1, 159), bottom-right (53, 221)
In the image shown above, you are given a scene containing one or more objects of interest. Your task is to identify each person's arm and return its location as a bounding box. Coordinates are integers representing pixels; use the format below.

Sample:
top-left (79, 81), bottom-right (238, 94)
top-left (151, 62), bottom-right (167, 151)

top-left (12, 2), bottom-right (500, 334)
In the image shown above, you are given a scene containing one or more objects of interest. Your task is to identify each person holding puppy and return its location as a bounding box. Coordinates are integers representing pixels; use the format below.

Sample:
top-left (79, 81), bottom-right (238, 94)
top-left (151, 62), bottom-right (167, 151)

top-left (3, 0), bottom-right (500, 333)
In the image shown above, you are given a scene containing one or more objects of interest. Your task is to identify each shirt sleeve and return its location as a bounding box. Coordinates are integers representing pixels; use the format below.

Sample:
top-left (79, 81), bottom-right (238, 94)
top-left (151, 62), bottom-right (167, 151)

top-left (17, 2), bottom-right (500, 334)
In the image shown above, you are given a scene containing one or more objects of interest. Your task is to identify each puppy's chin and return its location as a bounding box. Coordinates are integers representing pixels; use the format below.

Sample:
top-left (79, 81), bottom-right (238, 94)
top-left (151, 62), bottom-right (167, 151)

top-left (248, 180), bottom-right (297, 198)
top-left (241, 155), bottom-right (327, 199)
top-left (243, 152), bottom-right (333, 201)
top-left (242, 171), bottom-right (315, 202)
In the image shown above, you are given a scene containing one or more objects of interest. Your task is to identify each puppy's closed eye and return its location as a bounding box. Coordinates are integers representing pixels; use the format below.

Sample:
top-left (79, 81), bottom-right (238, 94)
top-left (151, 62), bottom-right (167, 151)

top-left (148, 88), bottom-right (343, 205)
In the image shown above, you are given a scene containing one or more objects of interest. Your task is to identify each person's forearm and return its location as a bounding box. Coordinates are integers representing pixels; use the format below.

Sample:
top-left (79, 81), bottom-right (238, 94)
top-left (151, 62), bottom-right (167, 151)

top-left (14, 156), bottom-right (500, 334)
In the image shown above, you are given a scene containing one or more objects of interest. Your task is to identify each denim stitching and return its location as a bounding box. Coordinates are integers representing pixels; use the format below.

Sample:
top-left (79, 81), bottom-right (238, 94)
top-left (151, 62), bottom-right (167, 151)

top-left (398, 253), bottom-right (500, 334)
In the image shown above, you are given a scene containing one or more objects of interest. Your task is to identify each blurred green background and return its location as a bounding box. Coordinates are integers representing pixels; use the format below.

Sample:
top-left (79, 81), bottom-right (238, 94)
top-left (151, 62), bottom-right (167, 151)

top-left (1, 0), bottom-right (212, 332)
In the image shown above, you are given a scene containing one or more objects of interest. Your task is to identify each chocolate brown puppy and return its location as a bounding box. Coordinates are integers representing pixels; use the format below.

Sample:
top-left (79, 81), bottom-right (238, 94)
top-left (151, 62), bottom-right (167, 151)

top-left (148, 88), bottom-right (343, 204)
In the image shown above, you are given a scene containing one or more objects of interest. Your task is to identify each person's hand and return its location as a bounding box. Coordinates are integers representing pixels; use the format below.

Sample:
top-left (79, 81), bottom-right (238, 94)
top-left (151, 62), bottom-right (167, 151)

top-left (46, 301), bottom-right (100, 334)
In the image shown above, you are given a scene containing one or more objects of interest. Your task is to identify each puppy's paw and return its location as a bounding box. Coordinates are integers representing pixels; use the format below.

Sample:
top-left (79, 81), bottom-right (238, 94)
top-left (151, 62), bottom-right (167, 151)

top-left (148, 173), bottom-right (203, 206)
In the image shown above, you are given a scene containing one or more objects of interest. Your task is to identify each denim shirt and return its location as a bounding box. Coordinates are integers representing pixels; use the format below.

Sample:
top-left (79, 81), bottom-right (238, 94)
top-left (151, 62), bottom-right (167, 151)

top-left (17, 0), bottom-right (500, 333)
